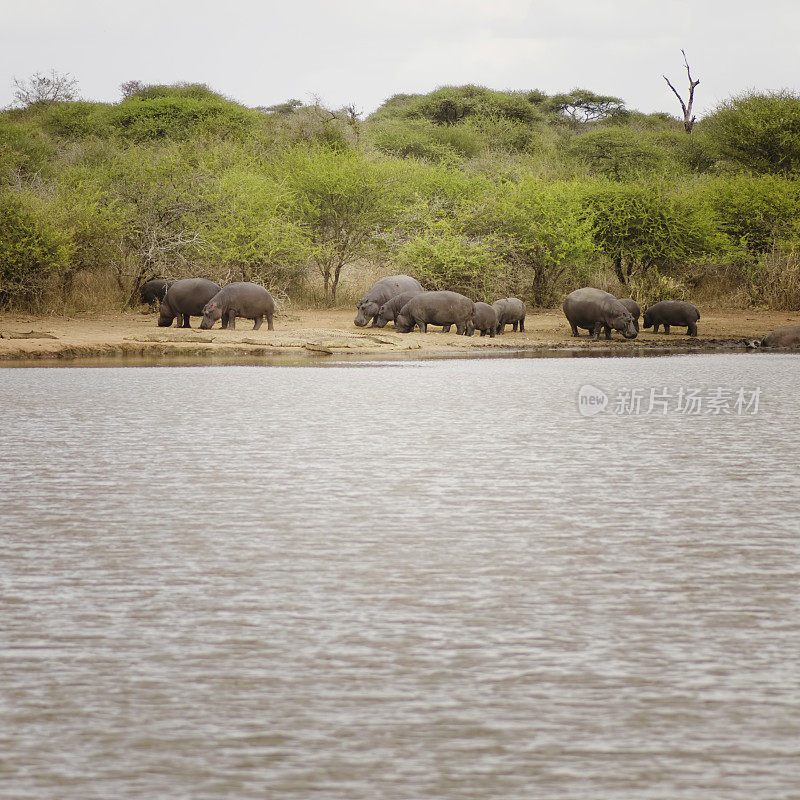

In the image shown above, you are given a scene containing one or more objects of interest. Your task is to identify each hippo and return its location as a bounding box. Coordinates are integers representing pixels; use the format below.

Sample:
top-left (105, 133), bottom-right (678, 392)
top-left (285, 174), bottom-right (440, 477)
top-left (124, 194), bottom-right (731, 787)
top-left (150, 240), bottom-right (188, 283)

top-left (642, 300), bottom-right (700, 336)
top-left (492, 298), bottom-right (526, 334)
top-left (471, 302), bottom-right (498, 337)
top-left (617, 298), bottom-right (641, 331)
top-left (761, 324), bottom-right (800, 348)
top-left (199, 282), bottom-right (275, 330)
top-left (139, 279), bottom-right (173, 306)
top-left (395, 291), bottom-right (475, 335)
top-left (563, 287), bottom-right (638, 340)
top-left (354, 275), bottom-right (424, 327)
top-left (374, 290), bottom-right (426, 328)
top-left (158, 278), bottom-right (222, 328)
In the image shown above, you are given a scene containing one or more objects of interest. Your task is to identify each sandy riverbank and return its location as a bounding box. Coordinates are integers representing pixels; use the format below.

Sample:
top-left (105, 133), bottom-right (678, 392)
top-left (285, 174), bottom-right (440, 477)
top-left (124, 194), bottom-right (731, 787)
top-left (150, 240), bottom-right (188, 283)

top-left (1, 307), bottom-right (798, 363)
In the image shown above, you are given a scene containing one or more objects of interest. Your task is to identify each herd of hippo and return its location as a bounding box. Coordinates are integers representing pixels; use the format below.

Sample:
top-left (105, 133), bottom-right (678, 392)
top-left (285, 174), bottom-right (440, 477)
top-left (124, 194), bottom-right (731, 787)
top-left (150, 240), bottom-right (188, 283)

top-left (139, 275), bottom-right (800, 349)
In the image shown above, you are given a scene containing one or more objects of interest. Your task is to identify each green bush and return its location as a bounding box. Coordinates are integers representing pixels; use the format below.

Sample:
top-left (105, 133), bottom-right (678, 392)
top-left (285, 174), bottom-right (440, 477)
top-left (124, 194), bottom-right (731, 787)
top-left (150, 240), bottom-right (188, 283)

top-left (41, 102), bottom-right (111, 139)
top-left (105, 95), bottom-right (260, 142)
top-left (696, 174), bottom-right (800, 257)
top-left (0, 119), bottom-right (56, 182)
top-left (580, 180), bottom-right (719, 292)
top-left (703, 91), bottom-right (800, 174)
top-left (0, 191), bottom-right (71, 307)
top-left (566, 128), bottom-right (663, 178)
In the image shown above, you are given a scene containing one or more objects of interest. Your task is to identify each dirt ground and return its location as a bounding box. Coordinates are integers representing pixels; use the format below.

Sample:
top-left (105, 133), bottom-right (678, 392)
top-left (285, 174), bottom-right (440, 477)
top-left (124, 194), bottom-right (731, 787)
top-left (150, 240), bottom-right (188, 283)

top-left (1, 306), bottom-right (798, 362)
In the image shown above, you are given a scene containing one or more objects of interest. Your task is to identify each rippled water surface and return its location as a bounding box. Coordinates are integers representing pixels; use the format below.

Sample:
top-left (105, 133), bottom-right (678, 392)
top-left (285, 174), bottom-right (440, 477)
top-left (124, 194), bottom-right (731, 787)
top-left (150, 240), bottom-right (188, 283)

top-left (2, 354), bottom-right (799, 799)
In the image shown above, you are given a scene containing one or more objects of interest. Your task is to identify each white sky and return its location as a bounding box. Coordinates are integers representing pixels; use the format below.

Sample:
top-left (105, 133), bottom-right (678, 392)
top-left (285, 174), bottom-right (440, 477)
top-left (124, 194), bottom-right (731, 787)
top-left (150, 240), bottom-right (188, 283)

top-left (1, 0), bottom-right (798, 118)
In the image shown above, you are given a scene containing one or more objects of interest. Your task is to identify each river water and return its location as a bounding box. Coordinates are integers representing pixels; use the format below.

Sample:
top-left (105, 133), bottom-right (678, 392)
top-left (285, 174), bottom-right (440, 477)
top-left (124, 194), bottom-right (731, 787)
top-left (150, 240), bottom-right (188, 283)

top-left (1, 353), bottom-right (799, 799)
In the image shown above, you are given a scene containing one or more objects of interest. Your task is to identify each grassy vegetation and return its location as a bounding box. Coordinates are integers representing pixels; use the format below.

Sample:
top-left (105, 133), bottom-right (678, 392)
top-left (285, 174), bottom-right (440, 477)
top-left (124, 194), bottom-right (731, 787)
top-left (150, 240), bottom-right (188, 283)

top-left (1, 81), bottom-right (799, 311)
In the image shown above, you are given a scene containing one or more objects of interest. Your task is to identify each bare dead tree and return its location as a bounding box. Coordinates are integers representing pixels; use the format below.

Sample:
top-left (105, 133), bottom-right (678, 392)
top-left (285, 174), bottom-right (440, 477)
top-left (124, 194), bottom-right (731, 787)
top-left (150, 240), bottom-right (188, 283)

top-left (12, 70), bottom-right (79, 106)
top-left (663, 50), bottom-right (700, 133)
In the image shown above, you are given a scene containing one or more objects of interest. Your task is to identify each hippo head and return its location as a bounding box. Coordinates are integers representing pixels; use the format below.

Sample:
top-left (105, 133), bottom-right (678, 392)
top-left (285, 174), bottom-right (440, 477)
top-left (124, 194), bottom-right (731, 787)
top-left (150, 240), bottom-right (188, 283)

top-left (199, 300), bottom-right (222, 330)
top-left (395, 312), bottom-right (414, 333)
top-left (642, 309), bottom-right (653, 329)
top-left (611, 309), bottom-right (638, 339)
top-left (157, 300), bottom-right (174, 327)
top-left (373, 303), bottom-right (392, 328)
top-left (354, 300), bottom-right (379, 327)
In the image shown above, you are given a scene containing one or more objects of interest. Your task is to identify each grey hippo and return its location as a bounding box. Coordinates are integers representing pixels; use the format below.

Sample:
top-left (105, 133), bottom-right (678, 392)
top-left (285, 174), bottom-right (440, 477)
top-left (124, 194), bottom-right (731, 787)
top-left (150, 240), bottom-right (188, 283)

top-left (642, 300), bottom-right (700, 336)
top-left (396, 291), bottom-right (475, 335)
top-left (492, 298), bottom-right (526, 333)
top-left (563, 287), bottom-right (638, 340)
top-left (199, 282), bottom-right (275, 330)
top-left (139, 279), bottom-right (173, 306)
top-left (158, 278), bottom-right (222, 328)
top-left (374, 290), bottom-right (426, 328)
top-left (761, 324), bottom-right (800, 348)
top-left (354, 275), bottom-right (424, 327)
top-left (471, 302), bottom-right (498, 337)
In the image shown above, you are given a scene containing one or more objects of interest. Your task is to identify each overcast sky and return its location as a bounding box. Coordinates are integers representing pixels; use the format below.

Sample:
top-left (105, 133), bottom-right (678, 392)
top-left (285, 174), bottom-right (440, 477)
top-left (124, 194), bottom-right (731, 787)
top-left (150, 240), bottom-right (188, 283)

top-left (2, 0), bottom-right (798, 118)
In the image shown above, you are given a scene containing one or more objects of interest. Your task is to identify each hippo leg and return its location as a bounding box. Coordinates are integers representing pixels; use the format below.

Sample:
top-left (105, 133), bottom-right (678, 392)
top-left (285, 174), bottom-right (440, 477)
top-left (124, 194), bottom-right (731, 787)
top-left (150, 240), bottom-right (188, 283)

top-left (497, 324), bottom-right (505, 334)
top-left (664, 324), bottom-right (671, 334)
top-left (570, 323), bottom-right (579, 337)
top-left (266, 310), bottom-right (274, 331)
top-left (603, 324), bottom-right (612, 340)
top-left (173, 314), bottom-right (182, 328)
top-left (687, 322), bottom-right (697, 336)
top-left (653, 322), bottom-right (660, 333)
top-left (512, 322), bottom-right (518, 331)
top-left (591, 323), bottom-right (601, 341)
top-left (253, 316), bottom-right (263, 330)
top-left (442, 325), bottom-right (452, 333)
top-left (489, 328), bottom-right (495, 338)
top-left (220, 317), bottom-right (228, 330)
top-left (480, 329), bottom-right (487, 336)
top-left (519, 320), bottom-right (524, 332)
top-left (227, 311), bottom-right (236, 330)
top-left (180, 315), bottom-right (191, 329)
top-left (418, 321), bottom-right (427, 333)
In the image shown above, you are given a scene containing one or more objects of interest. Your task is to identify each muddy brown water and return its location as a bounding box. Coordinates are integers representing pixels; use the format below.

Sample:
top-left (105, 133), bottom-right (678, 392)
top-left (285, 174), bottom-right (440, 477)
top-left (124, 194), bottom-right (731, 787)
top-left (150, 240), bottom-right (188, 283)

top-left (1, 353), bottom-right (799, 799)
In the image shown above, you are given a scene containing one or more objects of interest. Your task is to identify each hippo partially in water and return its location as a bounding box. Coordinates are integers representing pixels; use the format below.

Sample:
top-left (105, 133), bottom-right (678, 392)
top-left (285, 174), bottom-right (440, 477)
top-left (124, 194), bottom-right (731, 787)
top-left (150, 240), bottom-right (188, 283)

top-left (760, 324), bottom-right (800, 348)
top-left (563, 287), bottom-right (638, 340)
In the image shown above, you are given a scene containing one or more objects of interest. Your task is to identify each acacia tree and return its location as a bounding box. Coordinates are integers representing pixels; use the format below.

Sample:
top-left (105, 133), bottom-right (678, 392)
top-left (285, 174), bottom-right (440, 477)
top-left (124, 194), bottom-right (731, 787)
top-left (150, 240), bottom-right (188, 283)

top-left (663, 50), bottom-right (700, 133)
top-left (12, 70), bottom-right (79, 106)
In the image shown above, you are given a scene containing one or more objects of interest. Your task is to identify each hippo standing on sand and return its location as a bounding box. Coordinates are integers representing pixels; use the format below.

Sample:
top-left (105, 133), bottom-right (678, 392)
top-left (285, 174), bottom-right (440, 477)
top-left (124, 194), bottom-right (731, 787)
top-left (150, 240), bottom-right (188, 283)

top-left (471, 302), bottom-right (498, 337)
top-left (374, 290), bottom-right (425, 328)
top-left (354, 275), bottom-right (424, 327)
top-left (642, 301), bottom-right (700, 336)
top-left (760, 324), bottom-right (800, 348)
top-left (492, 298), bottom-right (526, 333)
top-left (563, 287), bottom-right (638, 340)
top-left (200, 282), bottom-right (275, 330)
top-left (139, 279), bottom-right (173, 306)
top-left (396, 291), bottom-right (475, 335)
top-left (617, 298), bottom-right (641, 332)
top-left (158, 278), bottom-right (222, 328)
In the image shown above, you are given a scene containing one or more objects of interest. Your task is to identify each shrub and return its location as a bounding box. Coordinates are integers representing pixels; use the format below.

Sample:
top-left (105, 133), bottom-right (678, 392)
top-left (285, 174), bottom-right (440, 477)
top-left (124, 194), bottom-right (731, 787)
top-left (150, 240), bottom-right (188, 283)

top-left (566, 128), bottom-right (662, 178)
top-left (0, 191), bottom-right (71, 307)
top-left (0, 119), bottom-right (56, 182)
top-left (703, 91), bottom-right (800, 174)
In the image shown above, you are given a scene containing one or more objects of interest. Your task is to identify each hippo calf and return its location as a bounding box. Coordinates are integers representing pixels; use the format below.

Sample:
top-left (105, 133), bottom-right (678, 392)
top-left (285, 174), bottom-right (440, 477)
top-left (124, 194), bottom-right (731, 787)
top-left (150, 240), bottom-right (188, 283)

top-left (471, 302), bottom-right (498, 337)
top-left (617, 298), bottom-right (641, 331)
top-left (396, 291), bottom-right (475, 335)
top-left (375, 290), bottom-right (425, 328)
top-left (492, 298), bottom-right (526, 333)
top-left (355, 275), bottom-right (424, 327)
top-left (158, 278), bottom-right (222, 328)
top-left (200, 282), bottom-right (275, 330)
top-left (761, 324), bottom-right (800, 348)
top-left (140, 279), bottom-right (173, 306)
top-left (563, 287), bottom-right (638, 340)
top-left (642, 300), bottom-right (700, 336)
